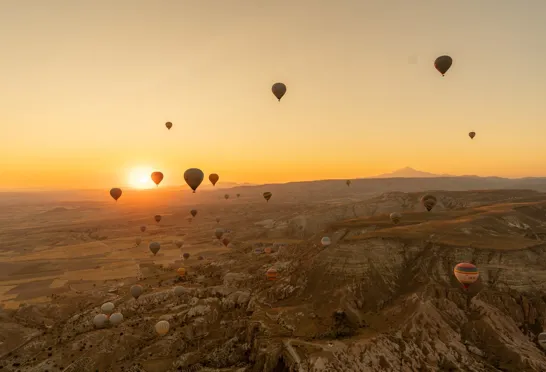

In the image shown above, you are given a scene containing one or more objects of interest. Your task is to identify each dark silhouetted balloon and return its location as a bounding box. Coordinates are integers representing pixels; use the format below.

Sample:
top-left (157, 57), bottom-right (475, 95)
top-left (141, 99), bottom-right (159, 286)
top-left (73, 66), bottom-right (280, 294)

top-left (149, 242), bottom-right (160, 255)
top-left (434, 55), bottom-right (452, 76)
top-left (184, 168), bottom-right (204, 193)
top-left (209, 173), bottom-right (219, 186)
top-left (263, 192), bottom-right (272, 202)
top-left (183, 253), bottom-right (190, 260)
top-left (140, 225), bottom-right (146, 233)
top-left (190, 209), bottom-right (197, 217)
top-left (421, 194), bottom-right (437, 212)
top-left (154, 215), bottom-right (162, 223)
top-left (222, 238), bottom-right (230, 247)
top-left (272, 82), bottom-right (287, 101)
top-left (165, 122), bottom-right (172, 130)
top-left (224, 194), bottom-right (229, 200)
top-left (469, 132), bottom-right (476, 139)
top-left (110, 188), bottom-right (122, 201)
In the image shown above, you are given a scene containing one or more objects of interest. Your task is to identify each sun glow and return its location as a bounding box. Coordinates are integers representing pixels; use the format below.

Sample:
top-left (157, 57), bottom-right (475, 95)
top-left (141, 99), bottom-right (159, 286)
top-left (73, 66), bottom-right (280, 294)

top-left (128, 167), bottom-right (155, 189)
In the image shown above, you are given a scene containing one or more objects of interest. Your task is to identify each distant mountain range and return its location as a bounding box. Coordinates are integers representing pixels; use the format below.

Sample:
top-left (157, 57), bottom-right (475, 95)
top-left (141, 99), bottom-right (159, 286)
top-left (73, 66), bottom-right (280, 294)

top-left (373, 167), bottom-right (452, 178)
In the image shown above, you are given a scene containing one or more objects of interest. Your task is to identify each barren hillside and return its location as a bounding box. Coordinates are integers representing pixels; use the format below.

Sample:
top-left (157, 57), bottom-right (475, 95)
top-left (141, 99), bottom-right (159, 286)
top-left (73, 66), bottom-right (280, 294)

top-left (1, 186), bottom-right (546, 371)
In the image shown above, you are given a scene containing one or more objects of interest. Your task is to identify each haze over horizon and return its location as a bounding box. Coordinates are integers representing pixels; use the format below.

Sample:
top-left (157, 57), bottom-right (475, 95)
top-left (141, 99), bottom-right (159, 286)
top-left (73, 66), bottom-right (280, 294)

top-left (3, 0), bottom-right (546, 190)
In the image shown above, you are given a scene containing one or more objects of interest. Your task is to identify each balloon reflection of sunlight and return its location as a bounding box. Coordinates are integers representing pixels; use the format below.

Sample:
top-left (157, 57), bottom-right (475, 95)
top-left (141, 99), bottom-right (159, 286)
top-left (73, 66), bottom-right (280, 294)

top-left (128, 167), bottom-right (155, 189)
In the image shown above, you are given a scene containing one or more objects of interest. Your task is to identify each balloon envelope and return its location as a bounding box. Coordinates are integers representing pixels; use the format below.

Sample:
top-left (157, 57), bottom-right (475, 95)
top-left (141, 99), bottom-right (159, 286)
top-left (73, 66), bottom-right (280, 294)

top-left (263, 192), bottom-right (272, 202)
top-left (140, 226), bottom-right (146, 233)
top-left (110, 188), bottom-right (122, 201)
top-left (175, 240), bottom-right (183, 249)
top-left (184, 168), bottom-right (205, 193)
top-left (135, 237), bottom-right (142, 246)
top-left (155, 320), bottom-right (170, 336)
top-left (434, 55), bottom-right (452, 76)
top-left (272, 82), bottom-right (287, 101)
top-left (177, 267), bottom-right (186, 277)
top-left (165, 122), bottom-right (172, 130)
top-left (149, 242), bottom-right (160, 255)
top-left (421, 194), bottom-right (437, 212)
top-left (266, 267), bottom-right (278, 281)
top-left (390, 212), bottom-right (402, 224)
top-left (321, 237), bottom-right (331, 247)
top-left (174, 286), bottom-right (186, 296)
top-left (469, 131), bottom-right (476, 139)
top-left (154, 215), bottom-right (162, 223)
top-left (109, 312), bottom-right (124, 326)
top-left (151, 172), bottom-right (164, 186)
top-left (209, 173), bottom-right (219, 186)
top-left (222, 238), bottom-right (230, 247)
top-left (183, 252), bottom-right (190, 260)
top-left (101, 302), bottom-right (115, 315)
top-left (93, 314), bottom-right (108, 328)
top-left (224, 194), bottom-right (229, 200)
top-left (453, 263), bottom-right (479, 289)
top-left (130, 285), bottom-right (143, 299)
top-left (346, 180), bottom-right (351, 186)
top-left (190, 209), bottom-right (197, 217)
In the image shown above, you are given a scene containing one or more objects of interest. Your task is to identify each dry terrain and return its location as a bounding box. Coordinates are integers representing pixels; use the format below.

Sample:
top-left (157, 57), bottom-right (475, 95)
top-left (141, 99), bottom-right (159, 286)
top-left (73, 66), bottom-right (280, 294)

top-left (1, 178), bottom-right (546, 371)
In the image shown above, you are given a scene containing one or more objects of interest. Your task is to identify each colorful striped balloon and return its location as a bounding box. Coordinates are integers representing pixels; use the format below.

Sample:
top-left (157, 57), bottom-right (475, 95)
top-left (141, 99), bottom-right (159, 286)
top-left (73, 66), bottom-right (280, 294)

top-left (453, 262), bottom-right (479, 289)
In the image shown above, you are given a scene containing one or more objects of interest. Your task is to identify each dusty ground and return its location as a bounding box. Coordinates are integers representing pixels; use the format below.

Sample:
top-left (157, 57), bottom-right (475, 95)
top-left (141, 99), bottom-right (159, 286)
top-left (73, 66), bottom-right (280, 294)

top-left (1, 181), bottom-right (546, 371)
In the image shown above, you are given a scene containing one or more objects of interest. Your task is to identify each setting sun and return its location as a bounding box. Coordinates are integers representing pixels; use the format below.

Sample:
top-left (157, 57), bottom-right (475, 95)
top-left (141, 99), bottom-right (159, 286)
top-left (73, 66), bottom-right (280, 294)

top-left (128, 167), bottom-right (155, 189)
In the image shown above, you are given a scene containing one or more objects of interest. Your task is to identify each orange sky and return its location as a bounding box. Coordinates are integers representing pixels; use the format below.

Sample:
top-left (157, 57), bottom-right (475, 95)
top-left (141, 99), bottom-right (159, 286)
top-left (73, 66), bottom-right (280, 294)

top-left (3, 0), bottom-right (546, 190)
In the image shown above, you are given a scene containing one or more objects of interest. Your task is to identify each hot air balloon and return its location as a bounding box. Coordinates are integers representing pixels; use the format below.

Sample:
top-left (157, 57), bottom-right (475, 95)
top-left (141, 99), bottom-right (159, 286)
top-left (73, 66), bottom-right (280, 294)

top-left (135, 237), bottom-right (142, 246)
top-left (140, 226), bottom-right (146, 233)
top-left (175, 240), bottom-right (183, 249)
top-left (434, 55), bottom-right (452, 76)
top-left (453, 263), bottom-right (479, 289)
top-left (101, 302), bottom-right (115, 315)
top-left (165, 122), bottom-right (172, 130)
top-left (222, 238), bottom-right (230, 247)
top-left (149, 242), bottom-right (160, 255)
top-left (216, 217), bottom-right (220, 224)
top-left (176, 267), bottom-right (186, 277)
top-left (538, 332), bottom-right (546, 350)
top-left (469, 131), bottom-right (476, 140)
top-left (184, 168), bottom-right (204, 193)
top-left (390, 212), bottom-right (402, 224)
top-left (130, 285), bottom-right (143, 300)
top-left (321, 237), bottom-right (331, 247)
top-left (224, 194), bottom-right (229, 200)
top-left (190, 209), bottom-right (197, 218)
top-left (183, 253), bottom-right (190, 260)
top-left (272, 82), bottom-right (287, 101)
top-left (109, 312), bottom-right (124, 326)
top-left (421, 194), bottom-right (437, 212)
top-left (155, 320), bottom-right (170, 336)
top-left (151, 172), bottom-right (164, 186)
top-left (215, 228), bottom-right (224, 240)
top-left (110, 188), bottom-right (122, 201)
top-left (154, 215), bottom-right (162, 223)
top-left (174, 286), bottom-right (186, 296)
top-left (209, 173), bottom-right (219, 186)
top-left (236, 193), bottom-right (240, 198)
top-left (346, 180), bottom-right (351, 187)
top-left (263, 192), bottom-right (272, 202)
top-left (93, 314), bottom-right (108, 329)
top-left (266, 267), bottom-right (278, 281)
